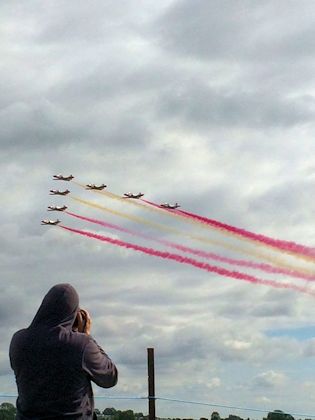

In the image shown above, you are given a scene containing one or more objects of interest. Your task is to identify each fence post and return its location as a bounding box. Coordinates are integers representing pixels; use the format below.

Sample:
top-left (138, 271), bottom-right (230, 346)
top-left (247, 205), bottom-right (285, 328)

top-left (147, 348), bottom-right (156, 420)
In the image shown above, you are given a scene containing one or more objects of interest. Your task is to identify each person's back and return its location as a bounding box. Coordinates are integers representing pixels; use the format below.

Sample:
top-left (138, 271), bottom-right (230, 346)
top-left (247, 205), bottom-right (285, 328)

top-left (10, 283), bottom-right (118, 419)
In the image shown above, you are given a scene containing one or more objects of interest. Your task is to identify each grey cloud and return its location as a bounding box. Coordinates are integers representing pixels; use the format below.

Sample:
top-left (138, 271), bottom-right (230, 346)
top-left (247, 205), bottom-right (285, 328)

top-left (156, 81), bottom-right (315, 129)
top-left (214, 286), bottom-right (301, 323)
top-left (249, 178), bottom-right (315, 225)
top-left (253, 370), bottom-right (287, 389)
top-left (156, 0), bottom-right (261, 60)
top-left (249, 302), bottom-right (295, 318)
top-left (154, 0), bottom-right (315, 127)
top-left (0, 1), bottom-right (140, 45)
top-left (156, 0), bottom-right (315, 64)
top-left (109, 314), bottom-right (303, 370)
top-left (0, 360), bottom-right (12, 377)
top-left (0, 99), bottom-right (151, 154)
top-left (0, 101), bottom-right (84, 148)
top-left (0, 291), bottom-right (28, 326)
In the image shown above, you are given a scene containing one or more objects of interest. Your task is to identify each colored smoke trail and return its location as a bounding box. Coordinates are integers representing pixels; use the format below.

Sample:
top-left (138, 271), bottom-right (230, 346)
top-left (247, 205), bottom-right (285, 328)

top-left (70, 195), bottom-right (315, 276)
top-left (70, 196), bottom-right (237, 246)
top-left (72, 180), bottom-right (158, 213)
top-left (72, 181), bottom-right (124, 203)
top-left (70, 196), bottom-right (182, 235)
top-left (73, 180), bottom-right (315, 262)
top-left (177, 209), bottom-right (315, 262)
top-left (78, 182), bottom-right (311, 265)
top-left (66, 211), bottom-right (315, 282)
top-left (59, 225), bottom-right (315, 297)
top-left (143, 199), bottom-right (315, 264)
top-left (66, 210), bottom-right (143, 236)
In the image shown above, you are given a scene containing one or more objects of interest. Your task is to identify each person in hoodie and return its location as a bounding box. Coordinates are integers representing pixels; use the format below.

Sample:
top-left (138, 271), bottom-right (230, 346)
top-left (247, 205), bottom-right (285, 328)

top-left (9, 283), bottom-right (118, 419)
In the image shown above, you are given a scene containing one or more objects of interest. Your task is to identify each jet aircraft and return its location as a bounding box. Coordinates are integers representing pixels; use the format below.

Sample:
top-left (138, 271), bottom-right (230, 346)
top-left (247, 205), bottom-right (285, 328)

top-left (53, 174), bottom-right (74, 181)
top-left (85, 184), bottom-right (107, 190)
top-left (47, 205), bottom-right (68, 211)
top-left (160, 202), bottom-right (180, 209)
top-left (49, 189), bottom-right (70, 195)
top-left (41, 219), bottom-right (61, 225)
top-left (123, 192), bottom-right (144, 199)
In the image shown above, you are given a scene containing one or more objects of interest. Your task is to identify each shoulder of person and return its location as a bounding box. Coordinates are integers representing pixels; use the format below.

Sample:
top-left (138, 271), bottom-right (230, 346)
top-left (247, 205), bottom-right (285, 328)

top-left (10, 328), bottom-right (28, 344)
top-left (61, 329), bottom-right (91, 349)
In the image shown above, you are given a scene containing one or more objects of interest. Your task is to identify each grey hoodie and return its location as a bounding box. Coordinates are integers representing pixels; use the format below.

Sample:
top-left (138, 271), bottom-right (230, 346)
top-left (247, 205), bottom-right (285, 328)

top-left (9, 284), bottom-right (118, 419)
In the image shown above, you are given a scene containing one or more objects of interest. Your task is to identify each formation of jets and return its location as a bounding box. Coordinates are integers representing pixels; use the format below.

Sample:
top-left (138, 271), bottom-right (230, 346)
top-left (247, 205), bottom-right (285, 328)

top-left (43, 174), bottom-right (181, 225)
top-left (53, 174), bottom-right (74, 181)
top-left (123, 192), bottom-right (144, 199)
top-left (41, 219), bottom-right (61, 225)
top-left (42, 175), bottom-right (73, 225)
top-left (160, 203), bottom-right (180, 209)
top-left (47, 205), bottom-right (68, 211)
top-left (49, 189), bottom-right (70, 195)
top-left (85, 183), bottom-right (107, 190)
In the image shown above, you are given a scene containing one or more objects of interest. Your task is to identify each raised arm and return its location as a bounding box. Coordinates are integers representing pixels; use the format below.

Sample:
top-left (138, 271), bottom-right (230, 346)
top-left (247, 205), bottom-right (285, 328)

top-left (82, 338), bottom-right (118, 388)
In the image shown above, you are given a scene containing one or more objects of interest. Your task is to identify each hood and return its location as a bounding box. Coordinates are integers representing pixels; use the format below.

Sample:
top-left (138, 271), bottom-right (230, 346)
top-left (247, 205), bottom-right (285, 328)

top-left (30, 283), bottom-right (79, 330)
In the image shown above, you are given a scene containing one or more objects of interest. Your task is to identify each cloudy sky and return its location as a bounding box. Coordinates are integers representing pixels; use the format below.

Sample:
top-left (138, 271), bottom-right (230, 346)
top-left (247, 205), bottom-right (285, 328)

top-left (1, 0), bottom-right (315, 417)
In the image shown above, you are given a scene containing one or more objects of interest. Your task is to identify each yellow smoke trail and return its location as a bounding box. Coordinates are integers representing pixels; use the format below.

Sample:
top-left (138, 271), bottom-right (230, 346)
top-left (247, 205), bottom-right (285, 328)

top-left (73, 181), bottom-right (261, 246)
top-left (71, 195), bottom-right (182, 234)
top-left (74, 182), bottom-right (267, 252)
top-left (72, 181), bottom-right (161, 212)
top-left (72, 181), bottom-right (314, 265)
top-left (70, 195), bottom-right (314, 276)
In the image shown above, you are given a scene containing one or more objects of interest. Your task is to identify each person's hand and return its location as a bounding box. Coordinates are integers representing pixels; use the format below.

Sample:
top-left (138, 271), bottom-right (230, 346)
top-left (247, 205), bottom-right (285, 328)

top-left (79, 309), bottom-right (91, 335)
top-left (74, 309), bottom-right (91, 335)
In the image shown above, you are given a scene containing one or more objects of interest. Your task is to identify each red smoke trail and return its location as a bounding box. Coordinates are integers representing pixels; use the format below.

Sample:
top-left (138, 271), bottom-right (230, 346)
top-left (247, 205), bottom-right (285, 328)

top-left (177, 209), bottom-right (315, 260)
top-left (142, 199), bottom-right (315, 261)
top-left (66, 211), bottom-right (315, 282)
top-left (59, 225), bottom-right (315, 297)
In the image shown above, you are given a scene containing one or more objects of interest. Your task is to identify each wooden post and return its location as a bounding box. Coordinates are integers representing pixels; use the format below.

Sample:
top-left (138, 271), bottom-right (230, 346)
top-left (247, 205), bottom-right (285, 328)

top-left (147, 348), bottom-right (156, 420)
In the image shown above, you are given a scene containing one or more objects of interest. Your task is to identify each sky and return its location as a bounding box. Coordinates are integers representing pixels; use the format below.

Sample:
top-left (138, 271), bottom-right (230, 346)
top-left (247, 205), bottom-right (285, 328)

top-left (1, 0), bottom-right (315, 418)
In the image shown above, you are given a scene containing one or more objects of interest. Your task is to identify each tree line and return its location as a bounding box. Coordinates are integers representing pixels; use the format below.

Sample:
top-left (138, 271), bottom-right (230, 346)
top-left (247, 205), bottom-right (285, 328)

top-left (0, 402), bottom-right (309, 420)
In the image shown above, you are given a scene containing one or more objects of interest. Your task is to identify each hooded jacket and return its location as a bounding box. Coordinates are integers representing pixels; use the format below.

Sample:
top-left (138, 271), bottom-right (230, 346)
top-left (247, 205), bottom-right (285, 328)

top-left (9, 284), bottom-right (118, 419)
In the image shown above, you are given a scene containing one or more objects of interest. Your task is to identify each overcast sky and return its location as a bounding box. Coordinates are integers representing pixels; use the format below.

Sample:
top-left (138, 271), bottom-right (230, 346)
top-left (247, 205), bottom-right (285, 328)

top-left (1, 0), bottom-right (315, 418)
